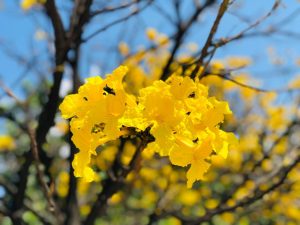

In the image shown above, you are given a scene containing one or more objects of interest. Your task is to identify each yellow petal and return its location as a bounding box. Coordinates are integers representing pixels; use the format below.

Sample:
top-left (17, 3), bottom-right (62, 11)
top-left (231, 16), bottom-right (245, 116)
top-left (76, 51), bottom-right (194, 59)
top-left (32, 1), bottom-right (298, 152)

top-left (59, 94), bottom-right (83, 119)
top-left (186, 160), bottom-right (211, 188)
top-left (169, 145), bottom-right (194, 167)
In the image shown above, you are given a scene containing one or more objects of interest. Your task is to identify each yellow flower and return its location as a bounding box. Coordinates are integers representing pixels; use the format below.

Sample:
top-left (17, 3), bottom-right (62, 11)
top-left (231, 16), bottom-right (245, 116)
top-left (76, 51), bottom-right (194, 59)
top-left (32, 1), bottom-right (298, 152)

top-left (178, 189), bottom-right (200, 206)
top-left (122, 74), bottom-right (235, 187)
top-left (59, 66), bottom-right (132, 182)
top-left (96, 144), bottom-right (118, 171)
top-left (109, 192), bottom-right (123, 205)
top-left (56, 171), bottom-right (69, 198)
top-left (0, 135), bottom-right (15, 151)
top-left (140, 81), bottom-right (178, 124)
top-left (72, 150), bottom-right (96, 182)
top-left (121, 141), bottom-right (136, 165)
top-left (169, 75), bottom-right (197, 100)
top-left (60, 67), bottom-right (235, 187)
top-left (118, 42), bottom-right (130, 56)
top-left (210, 127), bottom-right (238, 158)
top-left (122, 78), bottom-right (185, 155)
top-left (80, 205), bottom-right (91, 216)
top-left (205, 199), bottom-right (219, 209)
top-left (170, 136), bottom-right (212, 188)
top-left (146, 28), bottom-right (157, 40)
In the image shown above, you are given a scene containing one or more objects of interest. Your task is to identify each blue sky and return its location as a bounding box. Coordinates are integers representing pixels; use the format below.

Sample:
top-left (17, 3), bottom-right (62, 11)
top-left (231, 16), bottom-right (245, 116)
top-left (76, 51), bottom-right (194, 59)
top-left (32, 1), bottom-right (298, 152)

top-left (1, 0), bottom-right (300, 106)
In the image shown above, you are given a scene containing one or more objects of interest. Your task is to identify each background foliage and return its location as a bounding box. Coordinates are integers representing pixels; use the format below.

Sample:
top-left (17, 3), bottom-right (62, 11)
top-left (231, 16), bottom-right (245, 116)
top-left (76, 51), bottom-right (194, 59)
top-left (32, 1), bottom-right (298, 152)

top-left (1, 0), bottom-right (300, 225)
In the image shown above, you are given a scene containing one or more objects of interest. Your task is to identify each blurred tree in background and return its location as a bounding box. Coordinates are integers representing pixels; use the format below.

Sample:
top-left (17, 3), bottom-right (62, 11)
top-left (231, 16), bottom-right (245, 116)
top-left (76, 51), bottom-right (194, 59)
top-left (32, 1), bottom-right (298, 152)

top-left (0, 0), bottom-right (300, 225)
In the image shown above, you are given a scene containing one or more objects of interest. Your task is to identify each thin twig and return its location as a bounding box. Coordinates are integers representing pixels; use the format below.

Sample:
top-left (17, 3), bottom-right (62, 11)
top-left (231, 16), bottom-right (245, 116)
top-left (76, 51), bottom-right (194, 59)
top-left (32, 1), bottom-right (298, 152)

top-left (160, 0), bottom-right (217, 81)
top-left (83, 1), bottom-right (153, 43)
top-left (90, 0), bottom-right (142, 17)
top-left (190, 0), bottom-right (230, 79)
top-left (27, 127), bottom-right (62, 224)
top-left (210, 72), bottom-right (300, 93)
top-left (0, 79), bottom-right (24, 107)
top-left (209, 0), bottom-right (280, 50)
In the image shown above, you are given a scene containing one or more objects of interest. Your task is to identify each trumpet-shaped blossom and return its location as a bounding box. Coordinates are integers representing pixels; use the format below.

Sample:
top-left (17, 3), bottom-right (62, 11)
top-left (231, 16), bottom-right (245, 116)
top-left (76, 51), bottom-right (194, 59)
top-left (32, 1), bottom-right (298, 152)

top-left (60, 66), bottom-right (237, 186)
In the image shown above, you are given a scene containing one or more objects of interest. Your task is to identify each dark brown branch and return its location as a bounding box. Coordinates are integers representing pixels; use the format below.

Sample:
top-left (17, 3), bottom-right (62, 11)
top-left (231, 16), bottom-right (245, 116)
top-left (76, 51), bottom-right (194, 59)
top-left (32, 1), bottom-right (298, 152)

top-left (0, 177), bottom-right (53, 225)
top-left (65, 42), bottom-right (81, 225)
top-left (27, 127), bottom-right (61, 224)
top-left (181, 0), bottom-right (281, 71)
top-left (44, 0), bottom-right (66, 63)
top-left (36, 0), bottom-right (67, 147)
top-left (187, 1), bottom-right (279, 81)
top-left (190, 0), bottom-right (230, 79)
top-left (68, 0), bottom-right (94, 48)
top-left (160, 0), bottom-right (217, 81)
top-left (10, 153), bottom-right (32, 225)
top-left (10, 1), bottom-right (67, 222)
top-left (64, 137), bottom-right (80, 225)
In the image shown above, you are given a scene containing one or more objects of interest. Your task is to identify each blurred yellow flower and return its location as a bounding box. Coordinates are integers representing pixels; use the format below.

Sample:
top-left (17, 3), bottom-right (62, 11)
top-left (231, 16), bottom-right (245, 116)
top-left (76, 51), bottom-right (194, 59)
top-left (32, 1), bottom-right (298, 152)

top-left (226, 56), bottom-right (252, 68)
top-left (146, 28), bottom-right (157, 40)
top-left (21, 0), bottom-right (45, 10)
top-left (0, 135), bottom-right (16, 151)
top-left (56, 171), bottom-right (69, 198)
top-left (118, 42), bottom-right (130, 56)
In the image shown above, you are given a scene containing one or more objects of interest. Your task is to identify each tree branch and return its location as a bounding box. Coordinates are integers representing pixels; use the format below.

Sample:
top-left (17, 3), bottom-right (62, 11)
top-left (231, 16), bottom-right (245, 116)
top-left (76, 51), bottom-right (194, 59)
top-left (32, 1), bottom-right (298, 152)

top-left (160, 0), bottom-right (216, 81)
top-left (190, 0), bottom-right (230, 79)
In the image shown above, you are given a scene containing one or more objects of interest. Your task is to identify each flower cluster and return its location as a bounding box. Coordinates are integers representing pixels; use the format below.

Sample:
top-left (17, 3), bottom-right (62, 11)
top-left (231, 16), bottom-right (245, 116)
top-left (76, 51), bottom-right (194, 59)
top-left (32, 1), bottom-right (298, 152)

top-left (60, 66), bottom-right (237, 187)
